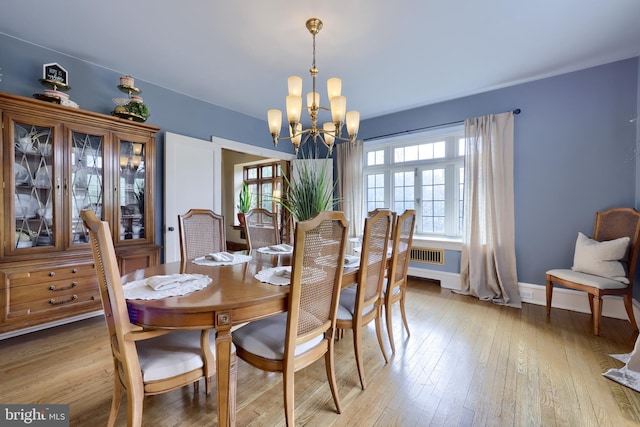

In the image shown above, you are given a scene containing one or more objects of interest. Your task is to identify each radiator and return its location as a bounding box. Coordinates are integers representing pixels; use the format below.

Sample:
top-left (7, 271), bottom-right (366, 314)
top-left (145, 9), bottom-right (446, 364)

top-left (410, 247), bottom-right (444, 265)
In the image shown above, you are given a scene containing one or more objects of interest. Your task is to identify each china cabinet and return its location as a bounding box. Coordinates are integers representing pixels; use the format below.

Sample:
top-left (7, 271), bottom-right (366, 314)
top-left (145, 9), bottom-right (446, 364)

top-left (0, 92), bottom-right (160, 335)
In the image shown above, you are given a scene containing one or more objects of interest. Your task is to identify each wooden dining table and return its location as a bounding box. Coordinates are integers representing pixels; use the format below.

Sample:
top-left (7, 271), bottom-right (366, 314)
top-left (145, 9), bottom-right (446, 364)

top-left (122, 249), bottom-right (359, 427)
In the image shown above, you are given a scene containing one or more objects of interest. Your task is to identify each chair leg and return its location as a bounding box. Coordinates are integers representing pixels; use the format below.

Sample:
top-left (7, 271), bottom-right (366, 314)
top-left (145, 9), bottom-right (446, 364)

top-left (374, 310), bottom-right (389, 363)
top-left (107, 378), bottom-right (123, 427)
top-left (324, 339), bottom-right (342, 414)
top-left (283, 368), bottom-right (295, 427)
top-left (545, 279), bottom-right (553, 316)
top-left (592, 294), bottom-right (602, 336)
top-left (623, 294), bottom-right (639, 332)
top-left (126, 386), bottom-right (144, 427)
top-left (399, 291), bottom-right (410, 336)
top-left (385, 301), bottom-right (396, 354)
top-left (352, 326), bottom-right (366, 390)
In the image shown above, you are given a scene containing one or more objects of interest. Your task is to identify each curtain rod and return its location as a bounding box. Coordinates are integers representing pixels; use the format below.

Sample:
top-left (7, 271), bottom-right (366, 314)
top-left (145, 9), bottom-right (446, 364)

top-left (363, 108), bottom-right (521, 142)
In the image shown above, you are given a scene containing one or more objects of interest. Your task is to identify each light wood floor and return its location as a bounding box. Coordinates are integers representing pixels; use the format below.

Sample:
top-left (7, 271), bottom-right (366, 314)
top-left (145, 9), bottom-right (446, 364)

top-left (2, 279), bottom-right (640, 426)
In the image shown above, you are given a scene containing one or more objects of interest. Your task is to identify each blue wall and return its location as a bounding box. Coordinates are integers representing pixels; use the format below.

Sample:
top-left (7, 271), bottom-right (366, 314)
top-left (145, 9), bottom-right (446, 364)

top-left (1, 34), bottom-right (638, 293)
top-left (360, 59), bottom-right (639, 291)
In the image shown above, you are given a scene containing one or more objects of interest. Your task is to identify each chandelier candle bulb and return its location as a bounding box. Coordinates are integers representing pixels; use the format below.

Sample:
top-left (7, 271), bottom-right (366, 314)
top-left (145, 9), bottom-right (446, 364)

top-left (268, 109), bottom-right (283, 136)
top-left (346, 111), bottom-right (360, 138)
top-left (288, 76), bottom-right (303, 96)
top-left (307, 92), bottom-right (320, 108)
top-left (327, 78), bottom-right (342, 98)
top-left (286, 95), bottom-right (302, 123)
top-left (323, 122), bottom-right (336, 148)
top-left (330, 96), bottom-right (347, 123)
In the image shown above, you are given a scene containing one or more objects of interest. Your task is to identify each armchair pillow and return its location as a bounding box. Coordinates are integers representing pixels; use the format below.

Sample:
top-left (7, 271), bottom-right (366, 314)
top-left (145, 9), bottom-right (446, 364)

top-left (571, 232), bottom-right (630, 283)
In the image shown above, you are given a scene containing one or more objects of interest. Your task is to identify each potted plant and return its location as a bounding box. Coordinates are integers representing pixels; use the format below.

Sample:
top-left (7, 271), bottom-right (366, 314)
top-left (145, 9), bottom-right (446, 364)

top-left (278, 152), bottom-right (338, 222)
top-left (237, 182), bottom-right (252, 225)
top-left (126, 100), bottom-right (150, 121)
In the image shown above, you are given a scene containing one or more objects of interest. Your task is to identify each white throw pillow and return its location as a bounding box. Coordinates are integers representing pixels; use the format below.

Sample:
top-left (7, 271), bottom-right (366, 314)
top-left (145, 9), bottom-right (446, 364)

top-left (571, 232), bottom-right (630, 283)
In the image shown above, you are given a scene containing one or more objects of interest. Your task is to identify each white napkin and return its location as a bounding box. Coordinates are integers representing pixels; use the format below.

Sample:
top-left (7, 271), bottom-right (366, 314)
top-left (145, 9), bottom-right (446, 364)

top-left (344, 255), bottom-right (360, 266)
top-left (268, 244), bottom-right (293, 252)
top-left (205, 252), bottom-right (235, 262)
top-left (273, 266), bottom-right (291, 278)
top-left (147, 274), bottom-right (199, 291)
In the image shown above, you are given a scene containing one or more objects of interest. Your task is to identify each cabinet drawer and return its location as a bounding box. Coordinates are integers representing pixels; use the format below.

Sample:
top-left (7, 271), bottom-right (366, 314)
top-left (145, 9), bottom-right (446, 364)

top-left (6, 263), bottom-right (96, 287)
top-left (5, 276), bottom-right (100, 320)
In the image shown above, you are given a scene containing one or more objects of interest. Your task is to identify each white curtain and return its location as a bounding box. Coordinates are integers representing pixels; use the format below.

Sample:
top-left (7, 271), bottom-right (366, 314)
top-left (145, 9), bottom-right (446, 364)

top-left (336, 140), bottom-right (364, 238)
top-left (459, 112), bottom-right (521, 308)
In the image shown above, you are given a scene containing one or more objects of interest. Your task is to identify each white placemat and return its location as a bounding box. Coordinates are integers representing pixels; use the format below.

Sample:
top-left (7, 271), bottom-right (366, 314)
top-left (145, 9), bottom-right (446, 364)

top-left (255, 266), bottom-right (291, 286)
top-left (124, 273), bottom-right (212, 300)
top-left (257, 244), bottom-right (293, 255)
top-left (192, 253), bottom-right (252, 266)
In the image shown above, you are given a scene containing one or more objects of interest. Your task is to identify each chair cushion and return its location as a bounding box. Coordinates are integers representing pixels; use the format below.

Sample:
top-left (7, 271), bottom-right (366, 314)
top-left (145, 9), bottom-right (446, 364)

top-left (136, 329), bottom-right (222, 382)
top-left (336, 287), bottom-right (375, 321)
top-left (571, 232), bottom-right (630, 284)
top-left (232, 313), bottom-right (324, 360)
top-left (547, 268), bottom-right (629, 290)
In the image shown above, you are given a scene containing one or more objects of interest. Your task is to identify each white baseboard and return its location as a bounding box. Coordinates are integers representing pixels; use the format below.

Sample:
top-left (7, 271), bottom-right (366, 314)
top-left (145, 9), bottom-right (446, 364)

top-left (408, 267), bottom-right (462, 290)
top-left (408, 267), bottom-right (640, 321)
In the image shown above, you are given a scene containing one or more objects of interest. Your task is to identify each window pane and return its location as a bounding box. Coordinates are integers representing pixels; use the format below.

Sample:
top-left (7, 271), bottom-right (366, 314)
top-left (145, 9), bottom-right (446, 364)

top-left (367, 150), bottom-right (385, 166)
top-left (418, 144), bottom-right (432, 160)
top-left (421, 168), bottom-right (445, 235)
top-left (262, 165), bottom-right (273, 178)
top-left (434, 141), bottom-right (446, 158)
top-left (394, 147), bottom-right (404, 163)
top-left (365, 173), bottom-right (385, 208)
top-left (247, 167), bottom-right (258, 180)
top-left (404, 145), bottom-right (418, 161)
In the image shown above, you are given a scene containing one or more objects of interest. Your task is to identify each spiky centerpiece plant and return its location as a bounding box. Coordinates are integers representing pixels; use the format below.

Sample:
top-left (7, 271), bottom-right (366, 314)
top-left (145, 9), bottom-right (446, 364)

top-left (279, 149), bottom-right (338, 222)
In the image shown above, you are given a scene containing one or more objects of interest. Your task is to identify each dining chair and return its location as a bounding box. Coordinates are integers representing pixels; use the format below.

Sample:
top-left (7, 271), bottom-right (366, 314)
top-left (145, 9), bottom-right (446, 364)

top-left (81, 210), bottom-right (235, 427)
top-left (178, 209), bottom-right (226, 264)
top-left (336, 208), bottom-right (392, 390)
top-left (384, 209), bottom-right (416, 353)
top-left (232, 211), bottom-right (349, 426)
top-left (243, 207), bottom-right (280, 251)
top-left (546, 207), bottom-right (640, 335)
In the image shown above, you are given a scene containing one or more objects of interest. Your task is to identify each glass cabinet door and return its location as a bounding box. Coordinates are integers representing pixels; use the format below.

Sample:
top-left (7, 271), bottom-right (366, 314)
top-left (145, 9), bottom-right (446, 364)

top-left (12, 120), bottom-right (56, 251)
top-left (117, 139), bottom-right (147, 243)
top-left (69, 129), bottom-right (105, 246)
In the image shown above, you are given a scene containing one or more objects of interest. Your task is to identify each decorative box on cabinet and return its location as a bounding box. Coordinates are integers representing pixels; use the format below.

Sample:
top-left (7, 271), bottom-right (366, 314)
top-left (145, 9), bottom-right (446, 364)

top-left (0, 92), bottom-right (160, 336)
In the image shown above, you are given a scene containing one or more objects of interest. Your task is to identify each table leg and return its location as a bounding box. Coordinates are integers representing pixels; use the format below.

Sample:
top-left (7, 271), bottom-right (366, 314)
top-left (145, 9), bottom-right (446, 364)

top-left (215, 312), bottom-right (235, 427)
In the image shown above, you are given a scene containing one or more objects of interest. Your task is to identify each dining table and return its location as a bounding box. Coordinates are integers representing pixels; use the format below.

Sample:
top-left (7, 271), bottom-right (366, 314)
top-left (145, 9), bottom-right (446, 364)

top-left (122, 249), bottom-right (359, 427)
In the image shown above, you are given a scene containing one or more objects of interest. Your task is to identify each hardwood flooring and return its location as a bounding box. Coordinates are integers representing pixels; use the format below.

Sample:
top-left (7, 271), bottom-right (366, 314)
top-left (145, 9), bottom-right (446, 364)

top-left (1, 279), bottom-right (640, 426)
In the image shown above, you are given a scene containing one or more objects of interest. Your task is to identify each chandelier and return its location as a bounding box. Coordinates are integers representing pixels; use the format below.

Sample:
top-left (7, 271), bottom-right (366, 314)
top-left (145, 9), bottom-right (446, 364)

top-left (267, 18), bottom-right (360, 155)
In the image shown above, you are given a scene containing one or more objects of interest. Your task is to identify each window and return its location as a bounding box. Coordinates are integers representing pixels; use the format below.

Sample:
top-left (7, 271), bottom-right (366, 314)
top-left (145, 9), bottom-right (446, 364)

top-left (363, 125), bottom-right (464, 237)
top-left (243, 161), bottom-right (283, 213)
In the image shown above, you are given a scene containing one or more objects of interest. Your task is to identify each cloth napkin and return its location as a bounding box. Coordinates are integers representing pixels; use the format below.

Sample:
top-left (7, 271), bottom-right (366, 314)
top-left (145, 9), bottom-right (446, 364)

top-left (206, 251), bottom-right (235, 262)
top-left (268, 244), bottom-right (293, 252)
top-left (192, 253), bottom-right (252, 266)
top-left (147, 274), bottom-right (199, 290)
top-left (273, 266), bottom-right (291, 278)
top-left (344, 255), bottom-right (360, 266)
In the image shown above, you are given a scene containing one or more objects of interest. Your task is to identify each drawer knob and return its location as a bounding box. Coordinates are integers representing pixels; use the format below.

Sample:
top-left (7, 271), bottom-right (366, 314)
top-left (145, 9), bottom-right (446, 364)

top-left (48, 295), bottom-right (78, 305)
top-left (49, 282), bottom-right (77, 291)
top-left (71, 268), bottom-right (78, 274)
top-left (49, 272), bottom-right (56, 277)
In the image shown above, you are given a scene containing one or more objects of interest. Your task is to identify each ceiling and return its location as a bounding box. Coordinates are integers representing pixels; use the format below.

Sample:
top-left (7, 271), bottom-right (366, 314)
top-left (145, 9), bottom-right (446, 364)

top-left (1, 1), bottom-right (639, 122)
